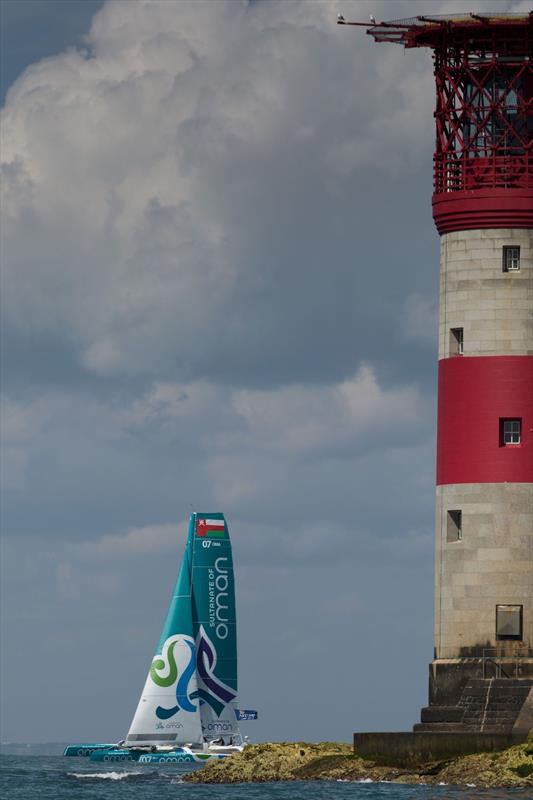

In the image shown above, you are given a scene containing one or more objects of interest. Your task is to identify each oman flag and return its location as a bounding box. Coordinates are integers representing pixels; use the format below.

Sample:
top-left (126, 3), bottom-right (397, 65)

top-left (196, 518), bottom-right (225, 537)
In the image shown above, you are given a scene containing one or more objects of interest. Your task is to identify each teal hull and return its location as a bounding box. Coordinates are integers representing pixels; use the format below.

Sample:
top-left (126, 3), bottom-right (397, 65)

top-left (89, 747), bottom-right (226, 764)
top-left (63, 744), bottom-right (115, 757)
top-left (89, 749), bottom-right (141, 763)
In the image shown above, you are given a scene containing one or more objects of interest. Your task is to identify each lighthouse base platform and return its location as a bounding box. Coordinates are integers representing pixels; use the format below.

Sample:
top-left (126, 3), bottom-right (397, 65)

top-left (353, 661), bottom-right (533, 765)
top-left (414, 658), bottom-right (533, 737)
top-left (352, 731), bottom-right (528, 767)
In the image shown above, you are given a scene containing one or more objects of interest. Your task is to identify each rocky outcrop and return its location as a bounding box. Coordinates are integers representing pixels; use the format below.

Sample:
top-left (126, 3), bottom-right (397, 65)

top-left (183, 740), bottom-right (533, 787)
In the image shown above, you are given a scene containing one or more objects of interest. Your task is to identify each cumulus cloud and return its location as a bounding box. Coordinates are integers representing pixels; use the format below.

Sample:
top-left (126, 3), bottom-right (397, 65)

top-left (1, 0), bottom-right (439, 388)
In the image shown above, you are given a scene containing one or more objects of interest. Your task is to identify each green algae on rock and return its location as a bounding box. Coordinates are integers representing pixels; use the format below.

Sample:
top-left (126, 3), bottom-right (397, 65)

top-left (183, 741), bottom-right (533, 787)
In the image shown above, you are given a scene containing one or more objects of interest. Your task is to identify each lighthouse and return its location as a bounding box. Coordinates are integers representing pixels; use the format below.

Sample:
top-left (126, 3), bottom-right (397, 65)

top-left (341, 12), bottom-right (532, 738)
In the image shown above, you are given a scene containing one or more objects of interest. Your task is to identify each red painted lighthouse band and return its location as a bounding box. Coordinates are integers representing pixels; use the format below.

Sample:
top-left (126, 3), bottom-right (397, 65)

top-left (437, 356), bottom-right (533, 486)
top-left (432, 188), bottom-right (533, 235)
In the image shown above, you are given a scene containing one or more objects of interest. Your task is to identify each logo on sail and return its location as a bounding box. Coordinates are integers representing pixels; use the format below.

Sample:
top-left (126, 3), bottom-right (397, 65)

top-left (195, 626), bottom-right (236, 718)
top-left (150, 635), bottom-right (197, 719)
top-left (208, 556), bottom-right (231, 640)
top-left (148, 629), bottom-right (236, 721)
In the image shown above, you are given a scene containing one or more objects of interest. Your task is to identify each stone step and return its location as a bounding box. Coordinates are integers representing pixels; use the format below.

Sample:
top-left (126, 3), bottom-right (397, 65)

top-left (466, 679), bottom-right (533, 690)
top-left (420, 706), bottom-right (464, 723)
top-left (413, 722), bottom-right (470, 733)
top-left (462, 711), bottom-right (516, 722)
top-left (414, 721), bottom-right (515, 734)
top-left (416, 677), bottom-right (533, 734)
top-left (467, 719), bottom-right (516, 726)
top-left (465, 728), bottom-right (513, 734)
top-left (467, 687), bottom-right (530, 694)
top-left (479, 709), bottom-right (525, 716)
top-left (459, 691), bottom-right (491, 701)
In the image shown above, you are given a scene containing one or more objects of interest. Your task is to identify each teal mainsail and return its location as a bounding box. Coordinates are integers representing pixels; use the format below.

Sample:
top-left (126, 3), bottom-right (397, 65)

top-left (125, 513), bottom-right (240, 746)
top-left (191, 512), bottom-right (239, 739)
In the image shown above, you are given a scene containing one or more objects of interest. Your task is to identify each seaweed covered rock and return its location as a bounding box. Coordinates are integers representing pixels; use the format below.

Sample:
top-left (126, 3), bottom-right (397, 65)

top-left (184, 740), bottom-right (533, 787)
top-left (185, 742), bottom-right (352, 783)
top-left (435, 744), bottom-right (533, 788)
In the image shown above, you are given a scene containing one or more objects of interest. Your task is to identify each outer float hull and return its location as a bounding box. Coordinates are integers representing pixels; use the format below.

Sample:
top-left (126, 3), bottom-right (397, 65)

top-left (88, 747), bottom-right (228, 764)
top-left (63, 744), bottom-right (115, 757)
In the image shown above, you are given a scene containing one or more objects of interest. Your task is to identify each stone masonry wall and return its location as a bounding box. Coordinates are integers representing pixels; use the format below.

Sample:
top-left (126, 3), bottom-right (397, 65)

top-left (435, 228), bottom-right (533, 660)
top-left (434, 483), bottom-right (533, 658)
top-left (438, 228), bottom-right (533, 359)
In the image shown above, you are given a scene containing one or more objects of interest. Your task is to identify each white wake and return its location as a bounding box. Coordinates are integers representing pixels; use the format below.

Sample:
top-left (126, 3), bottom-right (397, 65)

top-left (68, 771), bottom-right (142, 780)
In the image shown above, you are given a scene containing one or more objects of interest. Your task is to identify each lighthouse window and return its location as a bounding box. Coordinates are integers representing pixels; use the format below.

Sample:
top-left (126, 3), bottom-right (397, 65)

top-left (496, 605), bottom-right (522, 641)
top-left (502, 246), bottom-right (520, 271)
top-left (501, 419), bottom-right (521, 445)
top-left (450, 328), bottom-right (464, 355)
top-left (446, 510), bottom-right (462, 542)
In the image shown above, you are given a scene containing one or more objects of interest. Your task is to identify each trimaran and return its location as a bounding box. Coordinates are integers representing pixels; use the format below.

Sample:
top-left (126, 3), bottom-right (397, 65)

top-left (64, 512), bottom-right (256, 765)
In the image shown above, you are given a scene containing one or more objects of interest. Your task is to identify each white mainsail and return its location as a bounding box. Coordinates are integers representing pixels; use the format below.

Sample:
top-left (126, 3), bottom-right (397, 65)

top-left (126, 635), bottom-right (203, 746)
top-left (125, 523), bottom-right (203, 746)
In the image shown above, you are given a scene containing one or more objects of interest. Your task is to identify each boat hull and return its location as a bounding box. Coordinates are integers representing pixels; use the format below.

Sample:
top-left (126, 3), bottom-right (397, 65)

top-left (89, 747), bottom-right (228, 764)
top-left (63, 744), bottom-right (115, 757)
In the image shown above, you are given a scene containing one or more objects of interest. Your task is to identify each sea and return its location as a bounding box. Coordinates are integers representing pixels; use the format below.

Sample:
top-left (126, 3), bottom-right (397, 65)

top-left (1, 756), bottom-right (531, 800)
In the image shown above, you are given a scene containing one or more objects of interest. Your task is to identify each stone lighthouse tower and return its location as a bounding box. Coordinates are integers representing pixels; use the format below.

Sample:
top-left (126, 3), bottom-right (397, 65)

top-left (341, 12), bottom-right (533, 737)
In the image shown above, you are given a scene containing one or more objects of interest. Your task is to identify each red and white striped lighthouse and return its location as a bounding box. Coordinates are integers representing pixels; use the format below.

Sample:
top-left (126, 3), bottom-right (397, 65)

top-left (342, 12), bottom-right (532, 734)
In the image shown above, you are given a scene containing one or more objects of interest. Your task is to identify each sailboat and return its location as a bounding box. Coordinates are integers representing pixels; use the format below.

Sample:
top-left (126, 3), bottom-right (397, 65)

top-left (64, 513), bottom-right (252, 765)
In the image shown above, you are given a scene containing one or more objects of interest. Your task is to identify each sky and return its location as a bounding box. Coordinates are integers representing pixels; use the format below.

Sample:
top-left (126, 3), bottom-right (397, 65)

top-left (1, 0), bottom-right (528, 746)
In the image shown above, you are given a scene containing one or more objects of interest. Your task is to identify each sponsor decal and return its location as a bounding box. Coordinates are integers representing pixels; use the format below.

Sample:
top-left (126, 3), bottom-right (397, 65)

top-left (138, 753), bottom-right (196, 764)
top-left (148, 627), bottom-right (236, 722)
top-left (208, 557), bottom-right (230, 640)
top-left (195, 626), bottom-right (236, 718)
top-left (205, 721), bottom-right (233, 731)
top-left (236, 709), bottom-right (258, 721)
top-left (150, 635), bottom-right (197, 719)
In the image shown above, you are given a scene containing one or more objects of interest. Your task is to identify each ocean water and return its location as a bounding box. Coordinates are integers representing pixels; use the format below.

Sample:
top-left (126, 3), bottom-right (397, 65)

top-left (1, 756), bottom-right (531, 800)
